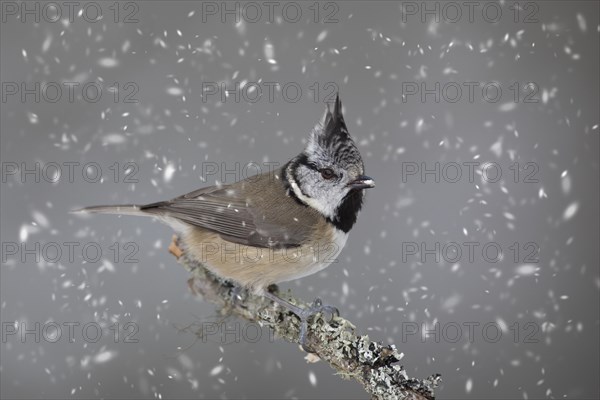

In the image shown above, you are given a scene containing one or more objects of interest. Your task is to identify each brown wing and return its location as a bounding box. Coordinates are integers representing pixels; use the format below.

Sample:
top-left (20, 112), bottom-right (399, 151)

top-left (140, 170), bottom-right (319, 248)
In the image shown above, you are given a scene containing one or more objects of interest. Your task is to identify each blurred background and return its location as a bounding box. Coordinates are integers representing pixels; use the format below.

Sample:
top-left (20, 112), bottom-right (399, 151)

top-left (1, 1), bottom-right (598, 398)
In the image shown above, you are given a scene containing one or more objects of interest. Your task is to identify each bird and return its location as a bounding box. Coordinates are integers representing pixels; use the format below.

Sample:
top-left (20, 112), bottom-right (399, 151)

top-left (75, 94), bottom-right (374, 351)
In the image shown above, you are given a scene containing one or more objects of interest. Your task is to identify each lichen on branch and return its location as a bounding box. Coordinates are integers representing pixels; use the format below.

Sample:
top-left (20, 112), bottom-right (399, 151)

top-left (173, 237), bottom-right (441, 400)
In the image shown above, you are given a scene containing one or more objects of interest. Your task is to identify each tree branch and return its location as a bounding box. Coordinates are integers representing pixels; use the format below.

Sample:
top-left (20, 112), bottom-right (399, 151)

top-left (172, 237), bottom-right (441, 400)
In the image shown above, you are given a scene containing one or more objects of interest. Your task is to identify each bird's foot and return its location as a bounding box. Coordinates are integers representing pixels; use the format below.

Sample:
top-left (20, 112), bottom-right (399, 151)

top-left (296, 298), bottom-right (339, 352)
top-left (263, 291), bottom-right (339, 353)
top-left (168, 234), bottom-right (183, 259)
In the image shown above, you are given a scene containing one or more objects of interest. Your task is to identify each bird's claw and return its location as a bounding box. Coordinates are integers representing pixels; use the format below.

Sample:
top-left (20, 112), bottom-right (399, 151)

top-left (297, 297), bottom-right (340, 352)
top-left (301, 298), bottom-right (339, 322)
top-left (262, 291), bottom-right (340, 353)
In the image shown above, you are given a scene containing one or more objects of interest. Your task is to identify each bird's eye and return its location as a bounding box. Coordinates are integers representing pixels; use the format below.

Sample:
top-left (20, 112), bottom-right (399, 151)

top-left (320, 168), bottom-right (335, 180)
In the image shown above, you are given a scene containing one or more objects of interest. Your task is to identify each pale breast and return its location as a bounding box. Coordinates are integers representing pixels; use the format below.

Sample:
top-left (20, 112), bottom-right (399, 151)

top-left (182, 218), bottom-right (346, 294)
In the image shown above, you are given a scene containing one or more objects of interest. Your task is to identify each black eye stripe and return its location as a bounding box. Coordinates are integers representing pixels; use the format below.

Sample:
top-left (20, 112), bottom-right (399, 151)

top-left (296, 153), bottom-right (320, 172)
top-left (301, 161), bottom-right (319, 172)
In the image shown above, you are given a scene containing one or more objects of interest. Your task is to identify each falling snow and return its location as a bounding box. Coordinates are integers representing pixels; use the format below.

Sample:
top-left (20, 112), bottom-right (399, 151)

top-left (98, 57), bottom-right (119, 68)
top-left (308, 371), bottom-right (317, 387)
top-left (2, 2), bottom-right (598, 400)
top-left (563, 202), bottom-right (579, 221)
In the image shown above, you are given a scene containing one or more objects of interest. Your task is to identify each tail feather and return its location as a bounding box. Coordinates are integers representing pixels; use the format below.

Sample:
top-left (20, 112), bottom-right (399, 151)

top-left (71, 204), bottom-right (148, 217)
top-left (72, 203), bottom-right (190, 233)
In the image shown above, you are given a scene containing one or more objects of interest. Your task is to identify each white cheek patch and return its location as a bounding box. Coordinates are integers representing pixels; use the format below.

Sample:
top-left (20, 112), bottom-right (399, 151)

top-left (288, 179), bottom-right (334, 218)
top-left (288, 176), bottom-right (349, 221)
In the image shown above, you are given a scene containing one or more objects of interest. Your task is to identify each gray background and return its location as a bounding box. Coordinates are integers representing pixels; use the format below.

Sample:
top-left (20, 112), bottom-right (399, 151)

top-left (1, 1), bottom-right (598, 399)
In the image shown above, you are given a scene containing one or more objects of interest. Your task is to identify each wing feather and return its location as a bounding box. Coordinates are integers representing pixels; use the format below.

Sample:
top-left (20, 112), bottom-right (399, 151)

top-left (141, 173), bottom-right (311, 248)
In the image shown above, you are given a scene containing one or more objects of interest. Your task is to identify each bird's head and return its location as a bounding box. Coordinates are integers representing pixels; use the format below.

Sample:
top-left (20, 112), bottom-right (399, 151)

top-left (285, 94), bottom-right (374, 232)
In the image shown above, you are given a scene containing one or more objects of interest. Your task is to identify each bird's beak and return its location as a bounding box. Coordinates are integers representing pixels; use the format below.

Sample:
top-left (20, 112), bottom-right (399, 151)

top-left (348, 175), bottom-right (375, 190)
